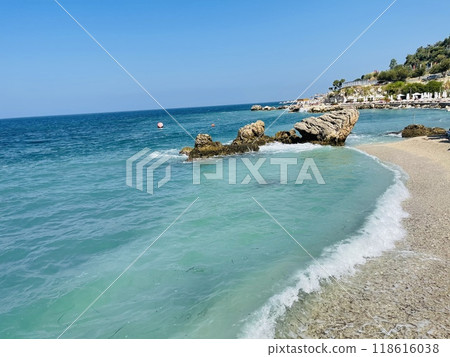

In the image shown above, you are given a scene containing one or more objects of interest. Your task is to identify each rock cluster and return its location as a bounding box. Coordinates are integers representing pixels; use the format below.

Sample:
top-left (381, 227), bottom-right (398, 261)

top-left (180, 109), bottom-right (360, 160)
top-left (187, 136), bottom-right (259, 160)
top-left (250, 104), bottom-right (288, 111)
top-left (401, 124), bottom-right (447, 138)
top-left (182, 120), bottom-right (271, 161)
top-left (307, 104), bottom-right (343, 113)
top-left (294, 108), bottom-right (359, 146)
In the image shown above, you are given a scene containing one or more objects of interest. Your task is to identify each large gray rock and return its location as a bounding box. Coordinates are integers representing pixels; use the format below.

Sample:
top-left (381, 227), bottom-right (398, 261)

top-left (195, 134), bottom-right (214, 147)
top-left (233, 120), bottom-right (268, 144)
top-left (251, 105), bottom-right (263, 111)
top-left (401, 124), bottom-right (446, 138)
top-left (294, 108), bottom-right (359, 145)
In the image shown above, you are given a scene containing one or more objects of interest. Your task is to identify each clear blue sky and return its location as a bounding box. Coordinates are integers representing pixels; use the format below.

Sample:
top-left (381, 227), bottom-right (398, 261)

top-left (1, 0), bottom-right (449, 119)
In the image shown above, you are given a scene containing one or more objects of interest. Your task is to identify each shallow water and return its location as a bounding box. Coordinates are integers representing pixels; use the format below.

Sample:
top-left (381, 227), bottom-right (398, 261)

top-left (0, 106), bottom-right (449, 338)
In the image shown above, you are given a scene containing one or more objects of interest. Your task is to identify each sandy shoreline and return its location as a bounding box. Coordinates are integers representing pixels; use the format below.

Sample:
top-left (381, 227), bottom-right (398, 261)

top-left (276, 136), bottom-right (450, 338)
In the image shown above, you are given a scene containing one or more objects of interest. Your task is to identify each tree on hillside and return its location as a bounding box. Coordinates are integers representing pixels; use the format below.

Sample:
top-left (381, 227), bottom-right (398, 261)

top-left (430, 58), bottom-right (450, 74)
top-left (412, 65), bottom-right (425, 77)
top-left (404, 36), bottom-right (450, 72)
top-left (399, 81), bottom-right (443, 95)
top-left (332, 79), bottom-right (345, 91)
top-left (384, 81), bottom-right (405, 95)
top-left (378, 66), bottom-right (411, 82)
top-left (425, 80), bottom-right (443, 93)
top-left (389, 58), bottom-right (398, 70)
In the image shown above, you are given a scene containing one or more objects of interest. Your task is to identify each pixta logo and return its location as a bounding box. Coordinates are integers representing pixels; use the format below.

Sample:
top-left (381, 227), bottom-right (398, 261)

top-left (193, 157), bottom-right (325, 185)
top-left (126, 148), bottom-right (171, 194)
top-left (126, 149), bottom-right (325, 195)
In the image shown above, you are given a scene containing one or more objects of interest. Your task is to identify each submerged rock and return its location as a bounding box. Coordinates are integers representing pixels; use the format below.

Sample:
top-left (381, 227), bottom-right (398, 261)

top-left (401, 124), bottom-right (447, 138)
top-left (294, 108), bottom-right (359, 145)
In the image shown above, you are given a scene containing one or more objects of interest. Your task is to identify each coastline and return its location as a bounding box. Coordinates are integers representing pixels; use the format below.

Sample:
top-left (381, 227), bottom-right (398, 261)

top-left (276, 136), bottom-right (450, 338)
top-left (251, 100), bottom-right (450, 113)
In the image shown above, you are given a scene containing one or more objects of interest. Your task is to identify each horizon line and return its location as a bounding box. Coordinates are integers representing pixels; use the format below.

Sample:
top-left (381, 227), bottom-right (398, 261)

top-left (0, 99), bottom-right (290, 121)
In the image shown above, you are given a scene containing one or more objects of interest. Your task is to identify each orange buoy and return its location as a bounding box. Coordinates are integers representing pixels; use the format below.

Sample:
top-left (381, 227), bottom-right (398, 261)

top-left (157, 122), bottom-right (164, 129)
top-left (211, 123), bottom-right (215, 127)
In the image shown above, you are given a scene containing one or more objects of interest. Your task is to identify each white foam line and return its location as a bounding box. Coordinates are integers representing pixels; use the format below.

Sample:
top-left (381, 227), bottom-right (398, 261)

top-left (258, 142), bottom-right (327, 154)
top-left (240, 149), bottom-right (409, 338)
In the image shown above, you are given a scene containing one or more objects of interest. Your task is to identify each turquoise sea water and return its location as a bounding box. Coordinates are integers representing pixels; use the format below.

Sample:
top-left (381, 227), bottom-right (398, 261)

top-left (0, 106), bottom-right (449, 338)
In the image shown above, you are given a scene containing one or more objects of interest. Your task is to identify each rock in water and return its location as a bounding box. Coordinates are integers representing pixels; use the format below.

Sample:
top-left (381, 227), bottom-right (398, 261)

top-left (294, 108), bottom-right (359, 145)
top-left (195, 134), bottom-right (214, 147)
top-left (179, 147), bottom-right (193, 156)
top-left (232, 120), bottom-right (273, 146)
top-left (234, 120), bottom-right (265, 142)
top-left (251, 105), bottom-right (263, 111)
top-left (182, 121), bottom-right (272, 160)
top-left (401, 124), bottom-right (447, 138)
top-left (274, 129), bottom-right (301, 144)
top-left (308, 104), bottom-right (343, 113)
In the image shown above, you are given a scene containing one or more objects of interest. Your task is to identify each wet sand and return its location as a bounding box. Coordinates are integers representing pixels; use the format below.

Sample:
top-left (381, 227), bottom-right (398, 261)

top-left (276, 136), bottom-right (450, 339)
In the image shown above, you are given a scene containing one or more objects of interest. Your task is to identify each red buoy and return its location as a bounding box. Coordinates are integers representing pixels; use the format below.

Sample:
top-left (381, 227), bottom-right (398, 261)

top-left (157, 122), bottom-right (164, 129)
top-left (211, 123), bottom-right (215, 127)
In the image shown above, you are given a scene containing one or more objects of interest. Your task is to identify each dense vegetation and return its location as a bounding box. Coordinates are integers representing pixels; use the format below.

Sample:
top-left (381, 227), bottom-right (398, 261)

top-left (364, 36), bottom-right (450, 82)
top-left (329, 37), bottom-right (449, 96)
top-left (384, 80), bottom-right (443, 95)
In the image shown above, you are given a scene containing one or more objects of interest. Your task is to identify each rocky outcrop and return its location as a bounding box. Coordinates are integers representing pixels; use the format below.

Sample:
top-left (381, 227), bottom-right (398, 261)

top-left (187, 138), bottom-right (259, 160)
top-left (308, 104), bottom-right (343, 113)
top-left (181, 120), bottom-right (272, 160)
top-left (232, 120), bottom-right (274, 146)
top-left (185, 134), bottom-right (228, 160)
top-left (288, 104), bottom-right (343, 113)
top-left (294, 108), bottom-right (359, 145)
top-left (250, 105), bottom-right (277, 111)
top-left (401, 124), bottom-right (447, 138)
top-left (274, 129), bottom-right (302, 144)
top-left (180, 109), bottom-right (361, 160)
top-left (195, 134), bottom-right (215, 147)
top-left (179, 147), bottom-right (193, 156)
top-left (288, 105), bottom-right (299, 112)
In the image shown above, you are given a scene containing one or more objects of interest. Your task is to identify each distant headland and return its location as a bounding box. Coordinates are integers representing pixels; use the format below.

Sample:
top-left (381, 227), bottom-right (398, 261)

top-left (252, 36), bottom-right (450, 113)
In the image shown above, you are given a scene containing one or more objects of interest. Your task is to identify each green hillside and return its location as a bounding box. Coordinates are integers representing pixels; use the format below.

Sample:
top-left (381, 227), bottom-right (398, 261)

top-left (362, 36), bottom-right (450, 82)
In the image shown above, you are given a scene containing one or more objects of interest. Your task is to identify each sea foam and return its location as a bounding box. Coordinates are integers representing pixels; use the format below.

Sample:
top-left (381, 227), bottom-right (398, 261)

top-left (240, 148), bottom-right (409, 338)
top-left (258, 142), bottom-right (326, 154)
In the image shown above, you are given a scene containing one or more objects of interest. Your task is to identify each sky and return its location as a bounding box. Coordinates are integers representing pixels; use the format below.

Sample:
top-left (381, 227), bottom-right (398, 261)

top-left (1, 0), bottom-right (449, 119)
